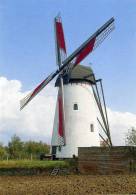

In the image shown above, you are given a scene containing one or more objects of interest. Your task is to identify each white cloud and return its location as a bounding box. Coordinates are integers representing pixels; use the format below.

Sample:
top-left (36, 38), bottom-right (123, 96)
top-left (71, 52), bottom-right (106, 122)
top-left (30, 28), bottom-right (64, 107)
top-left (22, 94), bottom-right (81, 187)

top-left (0, 76), bottom-right (135, 146)
top-left (108, 108), bottom-right (136, 145)
top-left (0, 77), bottom-right (57, 145)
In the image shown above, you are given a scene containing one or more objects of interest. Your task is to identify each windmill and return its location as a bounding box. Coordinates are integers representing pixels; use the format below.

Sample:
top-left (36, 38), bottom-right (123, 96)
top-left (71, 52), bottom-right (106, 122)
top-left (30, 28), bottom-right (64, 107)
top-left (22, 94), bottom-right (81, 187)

top-left (20, 15), bottom-right (115, 158)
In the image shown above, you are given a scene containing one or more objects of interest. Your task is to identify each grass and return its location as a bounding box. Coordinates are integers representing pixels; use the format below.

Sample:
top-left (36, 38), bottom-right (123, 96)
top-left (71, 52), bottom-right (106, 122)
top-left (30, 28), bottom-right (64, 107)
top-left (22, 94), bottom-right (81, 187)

top-left (0, 159), bottom-right (77, 175)
top-left (0, 160), bottom-right (69, 169)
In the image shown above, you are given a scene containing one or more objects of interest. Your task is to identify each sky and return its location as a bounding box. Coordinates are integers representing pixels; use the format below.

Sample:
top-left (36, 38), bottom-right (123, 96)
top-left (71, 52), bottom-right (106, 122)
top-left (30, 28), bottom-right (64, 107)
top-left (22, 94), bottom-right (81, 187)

top-left (0, 0), bottom-right (136, 145)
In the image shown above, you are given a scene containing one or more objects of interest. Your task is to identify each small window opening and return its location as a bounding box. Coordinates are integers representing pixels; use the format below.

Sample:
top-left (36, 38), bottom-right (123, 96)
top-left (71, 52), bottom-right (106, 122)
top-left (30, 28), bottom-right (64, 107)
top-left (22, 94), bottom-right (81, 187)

top-left (90, 124), bottom-right (94, 132)
top-left (73, 103), bottom-right (78, 110)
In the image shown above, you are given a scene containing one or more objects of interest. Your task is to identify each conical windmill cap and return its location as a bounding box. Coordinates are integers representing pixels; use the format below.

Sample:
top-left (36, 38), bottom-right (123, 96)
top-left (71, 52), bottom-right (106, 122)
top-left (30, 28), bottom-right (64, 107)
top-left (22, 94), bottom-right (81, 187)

top-left (55, 64), bottom-right (95, 86)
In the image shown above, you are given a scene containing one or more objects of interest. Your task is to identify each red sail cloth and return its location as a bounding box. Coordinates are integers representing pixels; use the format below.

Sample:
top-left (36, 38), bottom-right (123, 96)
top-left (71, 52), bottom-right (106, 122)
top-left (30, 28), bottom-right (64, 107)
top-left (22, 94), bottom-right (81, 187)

top-left (74, 37), bottom-right (96, 65)
top-left (58, 94), bottom-right (64, 137)
top-left (31, 79), bottom-right (46, 98)
top-left (56, 21), bottom-right (66, 53)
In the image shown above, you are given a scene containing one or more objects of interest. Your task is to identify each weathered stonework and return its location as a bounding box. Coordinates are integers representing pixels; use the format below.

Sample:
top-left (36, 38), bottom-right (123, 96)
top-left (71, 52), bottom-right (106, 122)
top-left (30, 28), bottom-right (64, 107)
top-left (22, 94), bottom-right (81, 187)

top-left (78, 146), bottom-right (136, 174)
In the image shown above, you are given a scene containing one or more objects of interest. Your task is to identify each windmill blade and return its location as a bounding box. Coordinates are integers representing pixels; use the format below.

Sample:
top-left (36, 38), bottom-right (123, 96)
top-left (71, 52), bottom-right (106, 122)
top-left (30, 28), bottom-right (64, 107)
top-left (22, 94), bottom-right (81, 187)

top-left (54, 15), bottom-right (67, 66)
top-left (20, 70), bottom-right (58, 110)
top-left (57, 85), bottom-right (65, 146)
top-left (57, 77), bottom-right (66, 146)
top-left (54, 15), bottom-right (67, 145)
top-left (60, 17), bottom-right (115, 73)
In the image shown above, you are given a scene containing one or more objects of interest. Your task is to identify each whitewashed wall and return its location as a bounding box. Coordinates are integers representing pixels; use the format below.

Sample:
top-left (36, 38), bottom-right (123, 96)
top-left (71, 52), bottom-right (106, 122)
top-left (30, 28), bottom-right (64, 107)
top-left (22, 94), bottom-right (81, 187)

top-left (52, 82), bottom-right (100, 158)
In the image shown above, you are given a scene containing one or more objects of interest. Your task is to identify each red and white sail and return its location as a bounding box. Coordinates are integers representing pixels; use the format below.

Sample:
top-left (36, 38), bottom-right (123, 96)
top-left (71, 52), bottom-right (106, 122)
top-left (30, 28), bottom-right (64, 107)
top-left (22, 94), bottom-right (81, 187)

top-left (57, 87), bottom-right (65, 145)
top-left (61, 17), bottom-right (114, 72)
top-left (20, 71), bottom-right (57, 110)
top-left (55, 15), bottom-right (67, 64)
top-left (54, 15), bottom-right (67, 146)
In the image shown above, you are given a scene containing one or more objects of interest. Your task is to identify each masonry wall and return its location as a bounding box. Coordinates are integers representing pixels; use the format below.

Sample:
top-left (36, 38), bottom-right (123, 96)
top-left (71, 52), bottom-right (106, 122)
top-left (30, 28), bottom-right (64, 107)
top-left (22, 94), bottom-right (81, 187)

top-left (78, 146), bottom-right (136, 174)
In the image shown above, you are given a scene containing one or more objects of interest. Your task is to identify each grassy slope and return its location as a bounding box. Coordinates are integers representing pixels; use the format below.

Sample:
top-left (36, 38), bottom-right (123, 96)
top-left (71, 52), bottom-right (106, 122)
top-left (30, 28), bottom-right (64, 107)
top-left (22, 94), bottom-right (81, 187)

top-left (0, 160), bottom-right (69, 169)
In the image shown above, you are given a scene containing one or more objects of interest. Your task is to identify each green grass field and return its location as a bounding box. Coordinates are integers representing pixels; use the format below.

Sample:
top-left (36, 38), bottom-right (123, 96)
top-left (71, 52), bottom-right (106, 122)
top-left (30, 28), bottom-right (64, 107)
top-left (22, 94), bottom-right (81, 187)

top-left (0, 160), bottom-right (69, 169)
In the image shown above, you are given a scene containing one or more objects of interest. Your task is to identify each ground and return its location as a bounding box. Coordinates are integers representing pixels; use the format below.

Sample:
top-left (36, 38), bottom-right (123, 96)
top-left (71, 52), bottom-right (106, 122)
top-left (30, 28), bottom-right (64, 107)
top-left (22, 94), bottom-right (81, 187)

top-left (0, 175), bottom-right (135, 194)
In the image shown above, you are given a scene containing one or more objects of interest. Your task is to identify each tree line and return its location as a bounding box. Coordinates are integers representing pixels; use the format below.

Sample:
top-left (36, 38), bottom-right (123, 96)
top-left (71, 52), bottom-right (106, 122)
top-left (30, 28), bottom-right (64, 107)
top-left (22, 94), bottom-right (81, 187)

top-left (0, 128), bottom-right (135, 160)
top-left (0, 135), bottom-right (50, 160)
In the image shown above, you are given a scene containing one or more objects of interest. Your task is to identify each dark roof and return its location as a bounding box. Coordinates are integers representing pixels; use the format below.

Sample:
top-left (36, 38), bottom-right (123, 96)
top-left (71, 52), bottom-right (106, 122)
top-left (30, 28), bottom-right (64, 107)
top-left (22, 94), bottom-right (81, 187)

top-left (55, 65), bottom-right (95, 86)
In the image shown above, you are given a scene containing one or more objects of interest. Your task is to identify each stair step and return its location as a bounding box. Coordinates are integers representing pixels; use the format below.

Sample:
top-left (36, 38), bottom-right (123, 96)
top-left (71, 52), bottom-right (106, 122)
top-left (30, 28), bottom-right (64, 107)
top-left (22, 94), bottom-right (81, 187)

top-left (50, 167), bottom-right (60, 176)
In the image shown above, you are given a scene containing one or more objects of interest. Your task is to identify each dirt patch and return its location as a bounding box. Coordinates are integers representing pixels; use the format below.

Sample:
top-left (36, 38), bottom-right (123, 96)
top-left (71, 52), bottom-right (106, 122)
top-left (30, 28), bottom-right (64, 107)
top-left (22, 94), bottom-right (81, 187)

top-left (0, 175), bottom-right (135, 194)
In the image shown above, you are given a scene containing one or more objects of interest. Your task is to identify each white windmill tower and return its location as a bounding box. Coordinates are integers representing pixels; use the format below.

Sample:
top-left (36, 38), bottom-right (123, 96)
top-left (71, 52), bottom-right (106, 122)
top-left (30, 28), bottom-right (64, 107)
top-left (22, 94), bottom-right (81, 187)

top-left (20, 15), bottom-right (115, 158)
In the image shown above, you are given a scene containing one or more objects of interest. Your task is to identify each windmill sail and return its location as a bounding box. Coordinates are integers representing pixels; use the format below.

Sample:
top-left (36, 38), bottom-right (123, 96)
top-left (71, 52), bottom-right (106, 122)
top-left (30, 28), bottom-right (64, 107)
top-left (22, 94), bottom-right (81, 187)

top-left (54, 15), bottom-right (67, 146)
top-left (57, 86), bottom-right (65, 145)
top-left (20, 71), bottom-right (58, 110)
top-left (20, 17), bottom-right (115, 110)
top-left (55, 15), bottom-right (67, 65)
top-left (61, 17), bottom-right (115, 73)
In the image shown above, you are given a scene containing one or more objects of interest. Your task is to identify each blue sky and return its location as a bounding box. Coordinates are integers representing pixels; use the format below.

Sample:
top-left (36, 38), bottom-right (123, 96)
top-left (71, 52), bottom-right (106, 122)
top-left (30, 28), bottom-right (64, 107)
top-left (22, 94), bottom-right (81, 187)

top-left (0, 0), bottom-right (136, 113)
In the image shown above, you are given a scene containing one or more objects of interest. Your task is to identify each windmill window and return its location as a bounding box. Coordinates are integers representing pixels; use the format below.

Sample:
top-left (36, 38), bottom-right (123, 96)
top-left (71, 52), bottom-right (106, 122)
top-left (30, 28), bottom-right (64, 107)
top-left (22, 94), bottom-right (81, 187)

top-left (73, 103), bottom-right (78, 110)
top-left (90, 124), bottom-right (94, 132)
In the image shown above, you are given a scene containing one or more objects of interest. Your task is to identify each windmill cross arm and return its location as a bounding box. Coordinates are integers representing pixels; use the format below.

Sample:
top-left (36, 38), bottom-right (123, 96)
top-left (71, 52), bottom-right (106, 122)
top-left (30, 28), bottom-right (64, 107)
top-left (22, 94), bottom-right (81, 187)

top-left (20, 17), bottom-right (115, 110)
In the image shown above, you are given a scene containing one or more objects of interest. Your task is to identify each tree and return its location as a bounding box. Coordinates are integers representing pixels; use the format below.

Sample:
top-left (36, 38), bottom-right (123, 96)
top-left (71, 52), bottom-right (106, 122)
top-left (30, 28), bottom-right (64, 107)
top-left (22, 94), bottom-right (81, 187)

top-left (24, 141), bottom-right (50, 159)
top-left (125, 127), bottom-right (136, 146)
top-left (2, 134), bottom-right (50, 160)
top-left (0, 143), bottom-right (7, 159)
top-left (8, 134), bottom-right (24, 159)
